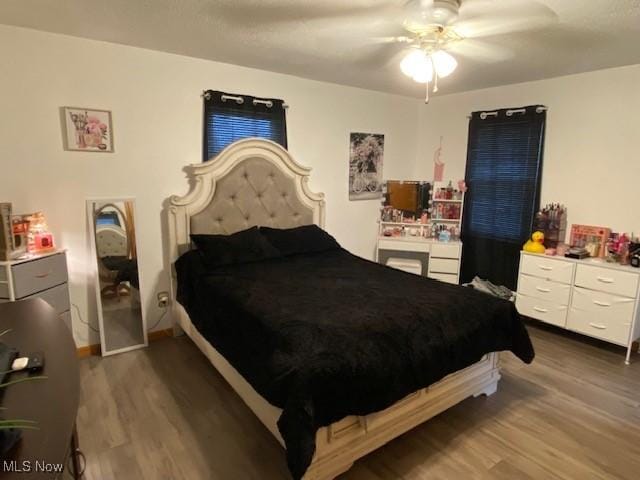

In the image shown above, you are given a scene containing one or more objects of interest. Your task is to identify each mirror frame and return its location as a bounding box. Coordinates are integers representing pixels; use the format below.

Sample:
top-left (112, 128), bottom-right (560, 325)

top-left (87, 197), bottom-right (148, 356)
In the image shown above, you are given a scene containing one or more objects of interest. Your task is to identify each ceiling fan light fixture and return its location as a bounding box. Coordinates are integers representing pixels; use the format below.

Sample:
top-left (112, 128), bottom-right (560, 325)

top-left (412, 60), bottom-right (434, 84)
top-left (400, 49), bottom-right (427, 77)
top-left (431, 50), bottom-right (458, 78)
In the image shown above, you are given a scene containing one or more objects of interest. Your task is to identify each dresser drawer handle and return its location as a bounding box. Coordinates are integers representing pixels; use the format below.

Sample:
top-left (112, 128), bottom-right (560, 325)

top-left (533, 306), bottom-right (548, 313)
top-left (596, 276), bottom-right (614, 284)
top-left (593, 300), bottom-right (611, 307)
top-left (535, 287), bottom-right (551, 293)
top-left (34, 270), bottom-right (52, 279)
top-left (589, 322), bottom-right (607, 330)
top-left (538, 265), bottom-right (553, 271)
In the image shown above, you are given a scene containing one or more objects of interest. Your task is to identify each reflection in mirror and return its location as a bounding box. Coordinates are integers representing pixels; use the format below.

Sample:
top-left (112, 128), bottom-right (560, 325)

top-left (383, 181), bottom-right (432, 219)
top-left (88, 199), bottom-right (147, 355)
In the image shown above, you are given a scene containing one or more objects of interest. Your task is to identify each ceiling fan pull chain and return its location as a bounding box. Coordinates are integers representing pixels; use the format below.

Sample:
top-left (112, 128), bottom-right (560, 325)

top-left (433, 70), bottom-right (439, 93)
top-left (425, 79), bottom-right (430, 104)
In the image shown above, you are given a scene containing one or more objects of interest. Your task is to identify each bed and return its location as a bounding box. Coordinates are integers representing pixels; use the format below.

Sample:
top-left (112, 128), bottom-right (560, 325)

top-left (167, 138), bottom-right (534, 480)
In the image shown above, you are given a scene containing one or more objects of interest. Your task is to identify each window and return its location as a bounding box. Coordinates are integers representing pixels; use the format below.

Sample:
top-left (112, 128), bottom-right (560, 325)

top-left (203, 90), bottom-right (288, 161)
top-left (461, 105), bottom-right (546, 289)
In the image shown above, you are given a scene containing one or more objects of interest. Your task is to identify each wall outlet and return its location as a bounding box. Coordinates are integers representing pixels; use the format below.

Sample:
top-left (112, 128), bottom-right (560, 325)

top-left (157, 291), bottom-right (170, 308)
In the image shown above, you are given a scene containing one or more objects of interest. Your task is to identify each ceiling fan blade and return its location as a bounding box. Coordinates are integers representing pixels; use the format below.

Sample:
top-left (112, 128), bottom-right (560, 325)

top-left (370, 35), bottom-right (415, 45)
top-left (447, 39), bottom-right (513, 63)
top-left (454, 0), bottom-right (558, 39)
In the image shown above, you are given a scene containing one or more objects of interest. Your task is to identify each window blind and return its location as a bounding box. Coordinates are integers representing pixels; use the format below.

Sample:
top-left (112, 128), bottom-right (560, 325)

top-left (203, 90), bottom-right (288, 161)
top-left (462, 106), bottom-right (546, 243)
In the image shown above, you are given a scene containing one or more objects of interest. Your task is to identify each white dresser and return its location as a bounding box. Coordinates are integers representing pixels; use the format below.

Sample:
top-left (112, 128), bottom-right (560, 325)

top-left (376, 237), bottom-right (462, 284)
top-left (516, 251), bottom-right (640, 364)
top-left (0, 251), bottom-right (71, 331)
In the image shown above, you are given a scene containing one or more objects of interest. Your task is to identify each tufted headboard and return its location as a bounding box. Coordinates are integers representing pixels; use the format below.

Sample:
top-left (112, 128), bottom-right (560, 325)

top-left (167, 138), bottom-right (325, 265)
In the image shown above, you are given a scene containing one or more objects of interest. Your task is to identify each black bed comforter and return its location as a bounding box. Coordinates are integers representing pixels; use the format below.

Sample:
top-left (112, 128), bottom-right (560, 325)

top-left (176, 248), bottom-right (534, 479)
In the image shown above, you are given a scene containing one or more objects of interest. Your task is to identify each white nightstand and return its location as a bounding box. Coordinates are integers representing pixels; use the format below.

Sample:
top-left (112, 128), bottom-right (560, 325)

top-left (0, 250), bottom-right (71, 331)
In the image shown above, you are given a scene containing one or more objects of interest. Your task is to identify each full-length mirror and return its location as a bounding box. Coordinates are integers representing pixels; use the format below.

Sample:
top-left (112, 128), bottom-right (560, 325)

top-left (88, 198), bottom-right (147, 355)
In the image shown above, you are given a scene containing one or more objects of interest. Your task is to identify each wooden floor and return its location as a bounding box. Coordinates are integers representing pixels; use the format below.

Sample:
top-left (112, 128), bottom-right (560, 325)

top-left (77, 322), bottom-right (640, 480)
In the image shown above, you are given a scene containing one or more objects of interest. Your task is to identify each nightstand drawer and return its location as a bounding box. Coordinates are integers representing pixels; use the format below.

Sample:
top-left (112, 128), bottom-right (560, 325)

top-left (516, 295), bottom-right (567, 327)
top-left (23, 283), bottom-right (70, 315)
top-left (520, 254), bottom-right (574, 284)
top-left (429, 258), bottom-right (459, 274)
top-left (574, 264), bottom-right (639, 298)
top-left (517, 275), bottom-right (571, 305)
top-left (12, 253), bottom-right (68, 299)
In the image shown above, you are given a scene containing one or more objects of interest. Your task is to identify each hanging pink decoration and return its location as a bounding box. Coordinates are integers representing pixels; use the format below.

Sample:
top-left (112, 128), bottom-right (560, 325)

top-left (433, 136), bottom-right (445, 182)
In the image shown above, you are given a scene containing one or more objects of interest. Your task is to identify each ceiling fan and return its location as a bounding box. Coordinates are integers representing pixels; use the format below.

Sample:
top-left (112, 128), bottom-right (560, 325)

top-left (215, 0), bottom-right (558, 102)
top-left (380, 0), bottom-right (558, 102)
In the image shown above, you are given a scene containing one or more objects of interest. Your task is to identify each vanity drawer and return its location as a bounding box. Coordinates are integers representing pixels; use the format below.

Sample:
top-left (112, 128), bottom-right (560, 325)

top-left (567, 308), bottom-right (632, 347)
top-left (0, 283), bottom-right (9, 299)
top-left (378, 239), bottom-right (429, 254)
top-left (517, 275), bottom-right (571, 305)
top-left (574, 264), bottom-right (639, 298)
top-left (516, 295), bottom-right (567, 327)
top-left (12, 253), bottom-right (68, 299)
top-left (428, 272), bottom-right (458, 285)
top-left (23, 283), bottom-right (70, 315)
top-left (520, 254), bottom-right (574, 284)
top-left (429, 258), bottom-right (459, 274)
top-left (431, 243), bottom-right (461, 259)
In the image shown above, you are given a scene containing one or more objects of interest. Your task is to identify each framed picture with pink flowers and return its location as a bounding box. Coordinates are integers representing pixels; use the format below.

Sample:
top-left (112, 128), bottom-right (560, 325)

top-left (62, 107), bottom-right (114, 152)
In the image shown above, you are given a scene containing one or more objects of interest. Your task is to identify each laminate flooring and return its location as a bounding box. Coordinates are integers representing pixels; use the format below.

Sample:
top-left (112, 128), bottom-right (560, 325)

top-left (77, 321), bottom-right (640, 479)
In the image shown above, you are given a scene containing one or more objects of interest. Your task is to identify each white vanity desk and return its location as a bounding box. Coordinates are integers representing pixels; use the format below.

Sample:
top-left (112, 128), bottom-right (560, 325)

top-left (516, 251), bottom-right (640, 364)
top-left (376, 234), bottom-right (462, 285)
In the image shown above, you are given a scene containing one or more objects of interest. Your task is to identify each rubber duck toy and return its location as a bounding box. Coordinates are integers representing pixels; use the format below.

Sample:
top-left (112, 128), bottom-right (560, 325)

top-left (523, 231), bottom-right (546, 254)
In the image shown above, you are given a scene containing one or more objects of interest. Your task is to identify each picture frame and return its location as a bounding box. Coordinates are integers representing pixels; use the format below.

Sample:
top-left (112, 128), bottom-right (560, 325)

top-left (349, 132), bottom-right (384, 201)
top-left (62, 107), bottom-right (114, 153)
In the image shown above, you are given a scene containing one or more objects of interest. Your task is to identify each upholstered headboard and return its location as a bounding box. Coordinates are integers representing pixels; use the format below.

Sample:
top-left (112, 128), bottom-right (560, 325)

top-left (167, 138), bottom-right (325, 265)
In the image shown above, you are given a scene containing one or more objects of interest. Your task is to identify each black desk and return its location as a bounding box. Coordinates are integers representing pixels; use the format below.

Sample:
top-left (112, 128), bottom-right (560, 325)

top-left (0, 299), bottom-right (80, 479)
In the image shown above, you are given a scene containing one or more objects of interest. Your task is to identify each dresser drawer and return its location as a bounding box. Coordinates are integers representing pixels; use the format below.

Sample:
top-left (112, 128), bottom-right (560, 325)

top-left (23, 283), bottom-right (70, 315)
top-left (570, 286), bottom-right (635, 317)
top-left (12, 253), bottom-right (68, 299)
top-left (429, 258), bottom-right (459, 274)
top-left (520, 254), bottom-right (574, 284)
top-left (567, 308), bottom-right (632, 346)
top-left (518, 275), bottom-right (571, 305)
top-left (431, 243), bottom-right (461, 259)
top-left (516, 295), bottom-right (567, 327)
top-left (428, 272), bottom-right (458, 285)
top-left (574, 264), bottom-right (639, 298)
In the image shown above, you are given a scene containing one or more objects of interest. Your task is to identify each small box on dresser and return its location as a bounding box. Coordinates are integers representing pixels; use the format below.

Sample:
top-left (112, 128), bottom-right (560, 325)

top-left (516, 251), bottom-right (640, 364)
top-left (0, 250), bottom-right (71, 332)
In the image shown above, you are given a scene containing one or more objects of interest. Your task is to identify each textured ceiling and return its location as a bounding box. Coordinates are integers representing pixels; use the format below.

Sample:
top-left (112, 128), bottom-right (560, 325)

top-left (1, 0), bottom-right (639, 97)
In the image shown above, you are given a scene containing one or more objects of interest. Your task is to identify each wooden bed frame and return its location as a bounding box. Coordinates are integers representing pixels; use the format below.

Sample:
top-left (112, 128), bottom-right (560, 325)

top-left (167, 138), bottom-right (501, 480)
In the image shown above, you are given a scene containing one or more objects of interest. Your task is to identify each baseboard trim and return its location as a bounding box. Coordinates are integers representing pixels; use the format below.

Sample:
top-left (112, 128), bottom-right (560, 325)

top-left (76, 328), bottom-right (174, 358)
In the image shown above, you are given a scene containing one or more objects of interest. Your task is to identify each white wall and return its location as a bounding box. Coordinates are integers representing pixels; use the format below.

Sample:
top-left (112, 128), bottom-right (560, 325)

top-left (0, 25), bottom-right (420, 347)
top-left (415, 64), bottom-right (640, 239)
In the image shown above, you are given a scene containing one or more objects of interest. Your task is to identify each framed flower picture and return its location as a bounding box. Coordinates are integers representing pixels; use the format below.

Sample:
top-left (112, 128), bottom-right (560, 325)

top-left (62, 107), bottom-right (114, 152)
